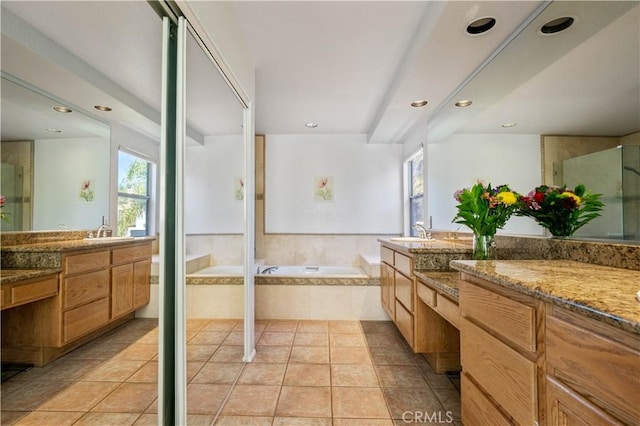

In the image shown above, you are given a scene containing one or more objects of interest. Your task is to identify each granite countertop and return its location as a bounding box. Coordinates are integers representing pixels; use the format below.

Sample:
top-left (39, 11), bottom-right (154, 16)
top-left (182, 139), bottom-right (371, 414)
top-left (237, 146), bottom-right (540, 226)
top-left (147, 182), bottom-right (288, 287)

top-left (450, 259), bottom-right (640, 335)
top-left (1, 236), bottom-right (156, 253)
top-left (414, 271), bottom-right (460, 301)
top-left (379, 238), bottom-right (472, 254)
top-left (1, 268), bottom-right (61, 285)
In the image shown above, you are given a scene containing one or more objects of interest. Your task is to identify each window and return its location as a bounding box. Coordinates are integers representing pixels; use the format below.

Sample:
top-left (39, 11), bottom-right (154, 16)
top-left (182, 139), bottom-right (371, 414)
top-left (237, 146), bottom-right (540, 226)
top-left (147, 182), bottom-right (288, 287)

top-left (117, 150), bottom-right (152, 236)
top-left (408, 149), bottom-right (424, 236)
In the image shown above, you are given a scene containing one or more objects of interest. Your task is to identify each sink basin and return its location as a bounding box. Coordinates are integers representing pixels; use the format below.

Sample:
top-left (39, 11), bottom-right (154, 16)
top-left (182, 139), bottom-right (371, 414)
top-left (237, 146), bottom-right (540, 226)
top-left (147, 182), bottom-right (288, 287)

top-left (389, 237), bottom-right (436, 243)
top-left (83, 236), bottom-right (135, 243)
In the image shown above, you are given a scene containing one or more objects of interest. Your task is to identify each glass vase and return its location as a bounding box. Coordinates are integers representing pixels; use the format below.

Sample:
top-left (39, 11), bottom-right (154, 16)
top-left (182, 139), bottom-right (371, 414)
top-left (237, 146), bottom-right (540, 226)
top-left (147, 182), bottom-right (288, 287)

top-left (473, 234), bottom-right (495, 260)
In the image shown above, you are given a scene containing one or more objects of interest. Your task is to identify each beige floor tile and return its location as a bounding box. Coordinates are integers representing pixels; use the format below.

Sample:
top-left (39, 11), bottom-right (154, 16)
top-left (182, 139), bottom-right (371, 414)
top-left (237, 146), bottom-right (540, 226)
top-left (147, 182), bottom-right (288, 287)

top-left (189, 331), bottom-right (230, 345)
top-left (265, 319), bottom-right (299, 332)
top-left (0, 379), bottom-right (27, 398)
top-left (332, 387), bottom-right (390, 419)
top-left (11, 411), bottom-right (84, 426)
top-left (294, 332), bottom-right (329, 347)
top-left (375, 365), bottom-right (429, 388)
top-left (333, 419), bottom-right (394, 425)
top-left (330, 333), bottom-right (367, 347)
top-left (257, 331), bottom-right (295, 346)
top-left (289, 346), bottom-right (329, 364)
top-left (216, 415), bottom-right (273, 425)
top-left (237, 363), bottom-right (286, 385)
top-left (210, 345), bottom-right (245, 362)
top-left (283, 364), bottom-right (330, 387)
top-left (272, 417), bottom-right (332, 425)
top-left (187, 318), bottom-right (212, 332)
top-left (191, 362), bottom-right (244, 384)
top-left (234, 320), bottom-right (268, 332)
top-left (37, 381), bottom-right (119, 412)
top-left (363, 333), bottom-right (407, 349)
top-left (221, 385), bottom-right (280, 416)
top-left (253, 345), bottom-right (292, 363)
top-left (187, 361), bottom-right (205, 383)
top-left (331, 364), bottom-right (379, 387)
top-left (186, 383), bottom-right (231, 415)
top-left (1, 380), bottom-right (71, 411)
top-left (80, 359), bottom-right (146, 382)
top-left (187, 344), bottom-right (219, 362)
top-left (64, 340), bottom-right (130, 360)
top-left (275, 386), bottom-right (331, 418)
top-left (382, 387), bottom-right (445, 420)
top-left (112, 344), bottom-right (158, 361)
top-left (368, 345), bottom-right (414, 365)
top-left (132, 413), bottom-right (156, 425)
top-left (329, 347), bottom-right (371, 364)
top-left (136, 329), bottom-right (159, 344)
top-left (73, 412), bottom-right (140, 425)
top-left (329, 321), bottom-right (362, 334)
top-left (0, 411), bottom-right (28, 425)
top-left (296, 320), bottom-right (329, 334)
top-left (359, 321), bottom-right (398, 335)
top-left (202, 319), bottom-right (238, 332)
top-left (17, 359), bottom-right (103, 383)
top-left (133, 413), bottom-right (215, 426)
top-left (91, 383), bottom-right (157, 413)
top-left (126, 361), bottom-right (157, 383)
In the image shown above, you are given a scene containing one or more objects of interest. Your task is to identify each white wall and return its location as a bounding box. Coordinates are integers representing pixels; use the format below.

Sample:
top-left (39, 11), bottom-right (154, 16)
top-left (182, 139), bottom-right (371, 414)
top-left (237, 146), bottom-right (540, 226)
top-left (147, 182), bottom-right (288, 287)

top-left (33, 137), bottom-right (110, 230)
top-left (427, 133), bottom-right (544, 235)
top-left (185, 135), bottom-right (244, 234)
top-left (265, 134), bottom-right (403, 234)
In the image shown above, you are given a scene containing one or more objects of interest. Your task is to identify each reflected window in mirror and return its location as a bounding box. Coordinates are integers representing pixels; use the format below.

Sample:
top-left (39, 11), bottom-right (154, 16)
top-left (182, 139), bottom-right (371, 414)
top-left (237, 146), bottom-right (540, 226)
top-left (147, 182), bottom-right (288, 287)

top-left (407, 149), bottom-right (424, 236)
top-left (117, 149), bottom-right (154, 237)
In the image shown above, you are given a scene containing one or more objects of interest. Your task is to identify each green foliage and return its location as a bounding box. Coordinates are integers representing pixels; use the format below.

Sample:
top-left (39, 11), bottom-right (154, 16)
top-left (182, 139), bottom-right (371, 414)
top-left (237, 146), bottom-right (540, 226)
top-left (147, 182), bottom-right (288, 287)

top-left (117, 159), bottom-right (148, 236)
top-left (452, 182), bottom-right (519, 236)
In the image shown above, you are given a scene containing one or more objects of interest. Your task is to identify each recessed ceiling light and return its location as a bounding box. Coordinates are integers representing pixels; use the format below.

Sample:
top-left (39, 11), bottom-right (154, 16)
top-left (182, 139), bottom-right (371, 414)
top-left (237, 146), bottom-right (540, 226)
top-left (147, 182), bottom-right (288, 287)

top-left (305, 122), bottom-right (318, 128)
top-left (455, 100), bottom-right (473, 107)
top-left (53, 106), bottom-right (72, 113)
top-left (410, 100), bottom-right (428, 108)
top-left (94, 105), bottom-right (112, 112)
top-left (501, 122), bottom-right (517, 128)
top-left (466, 17), bottom-right (496, 35)
top-left (46, 128), bottom-right (62, 133)
top-left (540, 17), bottom-right (574, 35)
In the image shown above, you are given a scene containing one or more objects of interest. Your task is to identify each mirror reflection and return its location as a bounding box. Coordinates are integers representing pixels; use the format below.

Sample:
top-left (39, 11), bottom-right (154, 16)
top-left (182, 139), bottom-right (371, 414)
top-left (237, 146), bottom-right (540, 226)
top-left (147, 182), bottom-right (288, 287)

top-left (1, 76), bottom-right (110, 232)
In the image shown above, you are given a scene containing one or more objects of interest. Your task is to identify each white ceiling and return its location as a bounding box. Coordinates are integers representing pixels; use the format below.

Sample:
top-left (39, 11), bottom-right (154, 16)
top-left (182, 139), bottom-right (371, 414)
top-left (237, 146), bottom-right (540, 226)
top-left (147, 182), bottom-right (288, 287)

top-left (1, 1), bottom-right (638, 145)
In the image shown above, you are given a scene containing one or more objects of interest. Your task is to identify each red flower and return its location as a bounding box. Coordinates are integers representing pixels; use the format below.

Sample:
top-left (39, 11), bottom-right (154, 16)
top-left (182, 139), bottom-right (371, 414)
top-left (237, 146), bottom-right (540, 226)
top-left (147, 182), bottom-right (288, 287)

top-left (533, 191), bottom-right (545, 203)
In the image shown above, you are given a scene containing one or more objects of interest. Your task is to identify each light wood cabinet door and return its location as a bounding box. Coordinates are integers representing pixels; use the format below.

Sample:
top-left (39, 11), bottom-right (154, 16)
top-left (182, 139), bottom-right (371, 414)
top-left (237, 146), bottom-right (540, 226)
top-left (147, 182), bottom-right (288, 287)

top-left (111, 264), bottom-right (133, 319)
top-left (546, 376), bottom-right (623, 425)
top-left (132, 259), bottom-right (151, 309)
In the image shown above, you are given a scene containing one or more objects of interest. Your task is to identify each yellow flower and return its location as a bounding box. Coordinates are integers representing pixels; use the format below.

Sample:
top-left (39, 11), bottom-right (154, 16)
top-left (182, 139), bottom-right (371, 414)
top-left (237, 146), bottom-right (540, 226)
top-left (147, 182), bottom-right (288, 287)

top-left (561, 191), bottom-right (582, 205)
top-left (497, 191), bottom-right (517, 205)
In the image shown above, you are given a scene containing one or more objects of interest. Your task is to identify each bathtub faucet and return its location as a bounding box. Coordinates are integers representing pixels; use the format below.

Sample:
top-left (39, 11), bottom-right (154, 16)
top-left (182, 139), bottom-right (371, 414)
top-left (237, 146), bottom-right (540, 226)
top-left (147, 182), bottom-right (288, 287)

top-left (257, 266), bottom-right (279, 274)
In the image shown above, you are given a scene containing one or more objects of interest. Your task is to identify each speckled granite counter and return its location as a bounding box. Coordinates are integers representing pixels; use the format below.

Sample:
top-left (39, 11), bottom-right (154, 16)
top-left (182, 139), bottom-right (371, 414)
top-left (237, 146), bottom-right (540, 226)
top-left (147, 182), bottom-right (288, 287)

top-left (379, 238), bottom-right (472, 270)
top-left (1, 268), bottom-right (61, 285)
top-left (414, 271), bottom-right (460, 301)
top-left (1, 236), bottom-right (157, 269)
top-left (450, 259), bottom-right (640, 335)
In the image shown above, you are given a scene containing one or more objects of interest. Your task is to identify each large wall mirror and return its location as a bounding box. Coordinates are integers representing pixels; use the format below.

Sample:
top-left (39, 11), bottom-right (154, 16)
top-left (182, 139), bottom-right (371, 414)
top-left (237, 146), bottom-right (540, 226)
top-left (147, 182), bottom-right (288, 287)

top-left (1, 75), bottom-right (111, 232)
top-left (428, 1), bottom-right (639, 241)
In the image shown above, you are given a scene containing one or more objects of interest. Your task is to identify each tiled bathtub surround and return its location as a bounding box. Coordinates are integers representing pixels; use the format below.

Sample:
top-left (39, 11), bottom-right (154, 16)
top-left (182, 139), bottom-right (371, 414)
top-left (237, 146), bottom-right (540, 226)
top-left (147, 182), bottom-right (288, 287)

top-left (0, 318), bottom-right (461, 425)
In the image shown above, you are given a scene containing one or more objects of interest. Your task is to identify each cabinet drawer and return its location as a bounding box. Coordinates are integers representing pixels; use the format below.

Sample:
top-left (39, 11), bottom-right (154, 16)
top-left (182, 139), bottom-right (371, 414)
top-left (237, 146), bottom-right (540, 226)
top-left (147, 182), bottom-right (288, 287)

top-left (11, 275), bottom-right (58, 307)
top-left (461, 319), bottom-right (537, 426)
top-left (461, 372), bottom-right (511, 426)
top-left (436, 294), bottom-right (460, 330)
top-left (417, 282), bottom-right (436, 307)
top-left (63, 297), bottom-right (109, 342)
top-left (65, 251), bottom-right (110, 275)
top-left (395, 271), bottom-right (414, 312)
top-left (380, 246), bottom-right (394, 265)
top-left (63, 269), bottom-right (109, 310)
top-left (112, 243), bottom-right (152, 265)
top-left (395, 252), bottom-right (413, 276)
top-left (395, 300), bottom-right (414, 346)
top-left (546, 312), bottom-right (640, 424)
top-left (460, 280), bottom-right (536, 352)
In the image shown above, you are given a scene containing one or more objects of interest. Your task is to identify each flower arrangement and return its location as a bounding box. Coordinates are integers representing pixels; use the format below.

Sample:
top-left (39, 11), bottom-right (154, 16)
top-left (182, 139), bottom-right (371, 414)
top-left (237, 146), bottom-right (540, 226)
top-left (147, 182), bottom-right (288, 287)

top-left (452, 182), bottom-right (519, 236)
top-left (515, 184), bottom-right (603, 237)
top-left (0, 193), bottom-right (8, 222)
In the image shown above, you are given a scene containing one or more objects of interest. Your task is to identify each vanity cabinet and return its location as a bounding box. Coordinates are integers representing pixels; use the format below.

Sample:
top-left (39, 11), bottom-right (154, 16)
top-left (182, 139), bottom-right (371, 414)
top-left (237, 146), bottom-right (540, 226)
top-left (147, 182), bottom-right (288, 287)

top-left (1, 273), bottom-right (58, 311)
top-left (545, 305), bottom-right (639, 425)
top-left (1, 240), bottom-right (153, 366)
top-left (459, 275), bottom-right (545, 426)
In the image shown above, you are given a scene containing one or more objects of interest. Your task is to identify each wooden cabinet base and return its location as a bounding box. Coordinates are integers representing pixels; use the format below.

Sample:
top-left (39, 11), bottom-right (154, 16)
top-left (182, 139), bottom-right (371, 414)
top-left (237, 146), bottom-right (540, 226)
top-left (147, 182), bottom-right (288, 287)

top-left (1, 312), bottom-right (133, 366)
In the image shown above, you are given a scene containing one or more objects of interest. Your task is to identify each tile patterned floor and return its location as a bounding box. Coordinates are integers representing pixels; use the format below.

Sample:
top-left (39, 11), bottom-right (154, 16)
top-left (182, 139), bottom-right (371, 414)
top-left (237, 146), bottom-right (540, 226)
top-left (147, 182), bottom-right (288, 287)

top-left (1, 319), bottom-right (460, 425)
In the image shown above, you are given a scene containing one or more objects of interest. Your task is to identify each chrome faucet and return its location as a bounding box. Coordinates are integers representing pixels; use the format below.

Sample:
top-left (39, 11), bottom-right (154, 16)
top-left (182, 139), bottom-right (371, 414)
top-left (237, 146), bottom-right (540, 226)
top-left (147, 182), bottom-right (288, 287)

top-left (413, 222), bottom-right (429, 239)
top-left (96, 216), bottom-right (111, 238)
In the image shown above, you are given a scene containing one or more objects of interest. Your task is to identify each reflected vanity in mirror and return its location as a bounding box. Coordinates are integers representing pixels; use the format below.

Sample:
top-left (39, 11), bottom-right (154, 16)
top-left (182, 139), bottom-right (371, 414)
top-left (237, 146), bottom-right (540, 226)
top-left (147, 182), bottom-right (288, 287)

top-left (1, 75), bottom-right (111, 232)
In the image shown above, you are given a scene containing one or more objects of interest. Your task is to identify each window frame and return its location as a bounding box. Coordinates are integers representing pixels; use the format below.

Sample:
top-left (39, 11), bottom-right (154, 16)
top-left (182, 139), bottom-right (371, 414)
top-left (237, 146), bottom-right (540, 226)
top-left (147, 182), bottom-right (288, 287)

top-left (117, 148), bottom-right (153, 237)
top-left (407, 148), bottom-right (424, 237)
